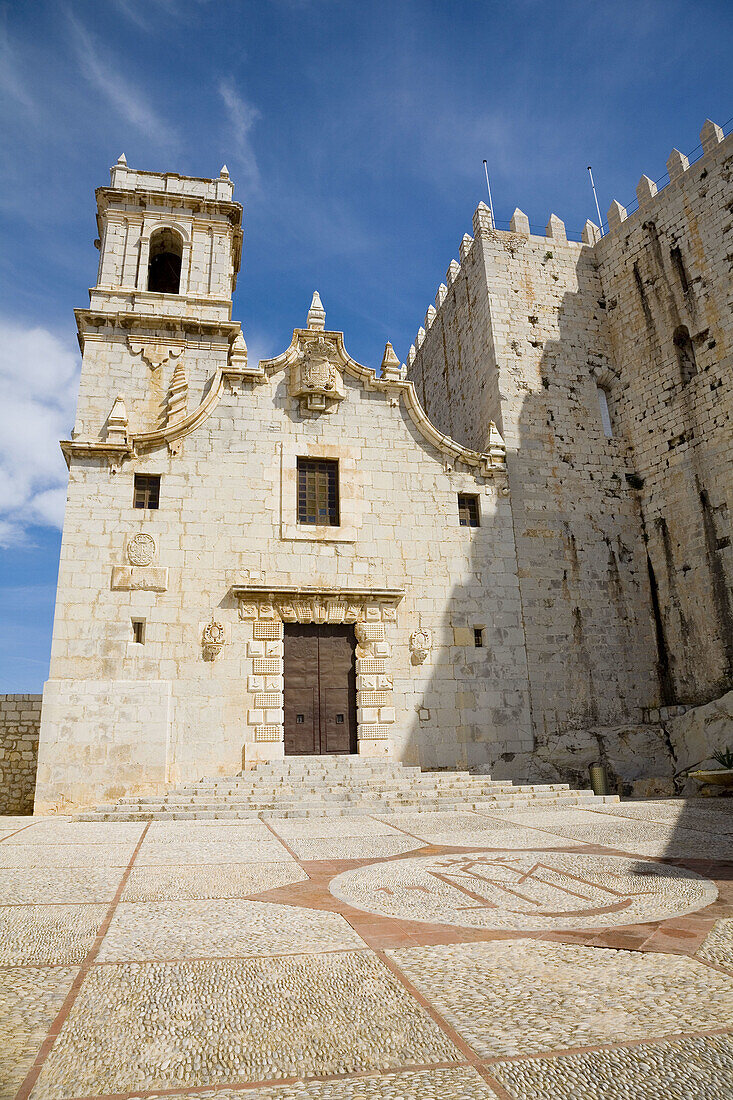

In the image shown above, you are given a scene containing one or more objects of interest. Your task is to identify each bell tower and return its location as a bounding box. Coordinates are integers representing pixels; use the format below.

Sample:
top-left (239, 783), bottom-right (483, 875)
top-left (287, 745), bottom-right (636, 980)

top-left (70, 156), bottom-right (244, 445)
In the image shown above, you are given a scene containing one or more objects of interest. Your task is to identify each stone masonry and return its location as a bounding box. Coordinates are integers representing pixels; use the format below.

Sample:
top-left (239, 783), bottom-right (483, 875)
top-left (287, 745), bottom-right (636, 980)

top-left (0, 694), bottom-right (41, 813)
top-left (408, 119), bottom-right (732, 782)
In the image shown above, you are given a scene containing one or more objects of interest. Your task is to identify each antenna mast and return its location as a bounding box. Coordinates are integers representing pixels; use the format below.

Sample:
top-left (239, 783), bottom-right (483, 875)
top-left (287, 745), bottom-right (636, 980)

top-left (482, 160), bottom-right (495, 225)
top-left (587, 166), bottom-right (604, 236)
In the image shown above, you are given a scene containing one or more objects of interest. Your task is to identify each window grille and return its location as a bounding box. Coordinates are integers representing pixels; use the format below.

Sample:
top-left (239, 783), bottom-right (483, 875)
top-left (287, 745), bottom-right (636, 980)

top-left (458, 494), bottom-right (480, 527)
top-left (474, 627), bottom-right (484, 648)
top-left (297, 458), bottom-right (339, 525)
top-left (133, 474), bottom-right (160, 510)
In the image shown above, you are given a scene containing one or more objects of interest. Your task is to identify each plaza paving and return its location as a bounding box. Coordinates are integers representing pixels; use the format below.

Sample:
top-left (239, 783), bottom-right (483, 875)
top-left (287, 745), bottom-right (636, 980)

top-left (1, 798), bottom-right (732, 1100)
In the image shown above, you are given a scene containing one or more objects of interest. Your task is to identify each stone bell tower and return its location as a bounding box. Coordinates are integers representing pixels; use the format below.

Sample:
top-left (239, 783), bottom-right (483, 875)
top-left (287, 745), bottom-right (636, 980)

top-left (35, 158), bottom-right (246, 813)
top-left (70, 155), bottom-right (244, 445)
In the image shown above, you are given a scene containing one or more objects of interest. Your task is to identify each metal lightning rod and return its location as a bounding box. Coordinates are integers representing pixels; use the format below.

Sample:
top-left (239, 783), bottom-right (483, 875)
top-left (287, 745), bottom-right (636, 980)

top-left (587, 166), bottom-right (604, 236)
top-left (482, 160), bottom-right (495, 226)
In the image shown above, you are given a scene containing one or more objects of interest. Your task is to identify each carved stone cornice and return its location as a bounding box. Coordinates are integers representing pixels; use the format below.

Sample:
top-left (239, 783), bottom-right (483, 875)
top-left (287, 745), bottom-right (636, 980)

top-left (231, 584), bottom-right (404, 625)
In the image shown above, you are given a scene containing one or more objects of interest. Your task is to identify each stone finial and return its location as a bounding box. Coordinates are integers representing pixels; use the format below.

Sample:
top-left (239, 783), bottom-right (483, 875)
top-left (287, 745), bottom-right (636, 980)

top-left (425, 305), bottom-right (437, 328)
top-left (667, 148), bottom-right (689, 182)
top-left (581, 219), bottom-right (601, 245)
top-left (459, 234), bottom-right (474, 261)
top-left (307, 291), bottom-right (326, 330)
top-left (229, 331), bottom-right (247, 368)
top-left (380, 342), bottom-right (402, 380)
top-left (700, 119), bottom-right (724, 154)
top-left (545, 214), bottom-right (566, 242)
top-left (415, 326), bottom-right (426, 349)
top-left (435, 283), bottom-right (447, 308)
top-left (472, 201), bottom-right (493, 235)
top-left (407, 344), bottom-right (416, 366)
top-left (446, 259), bottom-right (460, 285)
top-left (510, 208), bottom-right (530, 235)
top-left (219, 164), bottom-right (230, 178)
top-left (636, 175), bottom-right (658, 206)
top-left (486, 420), bottom-right (506, 466)
top-left (166, 359), bottom-right (188, 425)
top-left (607, 200), bottom-right (627, 231)
top-left (105, 395), bottom-right (128, 444)
top-left (111, 154), bottom-right (130, 188)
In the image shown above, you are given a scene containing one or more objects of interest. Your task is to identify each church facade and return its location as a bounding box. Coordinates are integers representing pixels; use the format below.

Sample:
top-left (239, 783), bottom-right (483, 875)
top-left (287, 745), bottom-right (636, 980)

top-left (34, 119), bottom-right (732, 811)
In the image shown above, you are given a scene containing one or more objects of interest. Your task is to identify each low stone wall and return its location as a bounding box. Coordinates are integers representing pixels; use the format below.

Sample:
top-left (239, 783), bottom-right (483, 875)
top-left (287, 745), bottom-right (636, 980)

top-left (0, 695), bottom-right (42, 814)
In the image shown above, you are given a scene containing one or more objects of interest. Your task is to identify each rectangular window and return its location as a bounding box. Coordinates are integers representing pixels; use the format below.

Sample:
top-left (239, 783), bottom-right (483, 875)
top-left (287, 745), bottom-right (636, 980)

top-left (474, 627), bottom-right (484, 648)
top-left (458, 494), bottom-right (480, 527)
top-left (131, 618), bottom-right (145, 644)
top-left (297, 458), bottom-right (339, 525)
top-left (133, 474), bottom-right (160, 509)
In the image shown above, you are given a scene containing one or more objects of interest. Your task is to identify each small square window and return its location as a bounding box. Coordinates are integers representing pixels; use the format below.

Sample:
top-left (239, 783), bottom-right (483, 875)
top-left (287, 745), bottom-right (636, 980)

top-left (474, 628), bottom-right (484, 648)
top-left (133, 474), bottom-right (160, 510)
top-left (131, 619), bottom-right (145, 644)
top-left (297, 458), bottom-right (339, 525)
top-left (458, 494), bottom-right (480, 527)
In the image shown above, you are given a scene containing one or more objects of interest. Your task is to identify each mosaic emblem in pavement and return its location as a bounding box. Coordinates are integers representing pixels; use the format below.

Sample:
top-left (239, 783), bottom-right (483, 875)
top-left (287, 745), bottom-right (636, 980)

top-left (329, 851), bottom-right (717, 931)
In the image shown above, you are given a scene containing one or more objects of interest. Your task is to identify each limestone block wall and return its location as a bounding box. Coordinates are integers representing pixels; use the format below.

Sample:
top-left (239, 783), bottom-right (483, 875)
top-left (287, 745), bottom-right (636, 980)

top-left (0, 695), bottom-right (41, 814)
top-left (595, 125), bottom-right (733, 707)
top-left (408, 209), bottom-right (659, 745)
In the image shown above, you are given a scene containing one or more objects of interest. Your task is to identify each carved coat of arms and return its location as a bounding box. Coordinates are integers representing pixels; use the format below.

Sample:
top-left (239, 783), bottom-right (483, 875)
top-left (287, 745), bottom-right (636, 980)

top-left (291, 336), bottom-right (345, 413)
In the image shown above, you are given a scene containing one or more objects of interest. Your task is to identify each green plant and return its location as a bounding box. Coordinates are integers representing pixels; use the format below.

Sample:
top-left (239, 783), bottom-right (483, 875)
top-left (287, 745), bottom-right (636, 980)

top-left (712, 747), bottom-right (733, 769)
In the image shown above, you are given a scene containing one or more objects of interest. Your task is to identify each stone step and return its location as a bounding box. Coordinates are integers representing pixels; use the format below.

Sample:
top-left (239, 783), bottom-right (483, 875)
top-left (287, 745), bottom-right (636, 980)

top-left (115, 784), bottom-right (576, 807)
top-left (78, 792), bottom-right (618, 822)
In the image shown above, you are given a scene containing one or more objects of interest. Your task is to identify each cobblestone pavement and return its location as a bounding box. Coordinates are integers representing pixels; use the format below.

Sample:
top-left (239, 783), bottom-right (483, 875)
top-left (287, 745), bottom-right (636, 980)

top-left (0, 798), bottom-right (730, 1100)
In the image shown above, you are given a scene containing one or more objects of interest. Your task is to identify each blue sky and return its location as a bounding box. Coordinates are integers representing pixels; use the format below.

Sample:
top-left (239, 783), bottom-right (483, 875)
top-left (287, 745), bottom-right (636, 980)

top-left (0, 0), bottom-right (731, 690)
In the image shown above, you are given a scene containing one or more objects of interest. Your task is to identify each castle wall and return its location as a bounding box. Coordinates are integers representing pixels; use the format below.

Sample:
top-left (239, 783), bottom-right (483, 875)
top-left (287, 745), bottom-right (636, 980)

top-left (408, 211), bottom-right (660, 747)
top-left (0, 695), bottom-right (41, 815)
top-left (595, 128), bottom-right (733, 706)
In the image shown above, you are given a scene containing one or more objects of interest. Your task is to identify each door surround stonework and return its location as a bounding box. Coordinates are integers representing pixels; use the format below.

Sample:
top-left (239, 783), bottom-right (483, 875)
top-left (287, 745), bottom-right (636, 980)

top-left (232, 585), bottom-right (404, 765)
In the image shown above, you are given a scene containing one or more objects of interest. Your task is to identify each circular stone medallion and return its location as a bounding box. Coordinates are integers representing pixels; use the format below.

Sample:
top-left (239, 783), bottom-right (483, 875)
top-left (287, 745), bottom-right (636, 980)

top-left (329, 851), bottom-right (717, 932)
top-left (127, 532), bottom-right (156, 566)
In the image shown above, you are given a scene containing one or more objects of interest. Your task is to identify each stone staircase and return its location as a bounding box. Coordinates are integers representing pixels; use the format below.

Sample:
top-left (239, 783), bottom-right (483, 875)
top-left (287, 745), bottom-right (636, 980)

top-left (77, 756), bottom-right (618, 821)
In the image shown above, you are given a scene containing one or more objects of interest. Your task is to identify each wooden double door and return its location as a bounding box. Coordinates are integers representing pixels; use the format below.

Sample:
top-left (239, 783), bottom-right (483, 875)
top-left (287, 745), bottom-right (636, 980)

top-left (283, 624), bottom-right (357, 755)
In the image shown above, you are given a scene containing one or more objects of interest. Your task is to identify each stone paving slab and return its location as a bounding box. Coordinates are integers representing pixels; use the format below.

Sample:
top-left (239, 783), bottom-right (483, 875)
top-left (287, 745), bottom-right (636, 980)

top-left (269, 816), bottom-right (403, 839)
top-left (122, 862), bottom-right (308, 902)
top-left (593, 800), bottom-right (733, 835)
top-left (0, 966), bottom-right (77, 1100)
top-left (145, 821), bottom-right (276, 842)
top-left (380, 811), bottom-right (586, 849)
top-left (489, 1033), bottom-right (733, 1099)
top-left (0, 866), bottom-right (124, 905)
top-left (140, 1067), bottom-right (497, 1099)
top-left (285, 835), bottom-right (422, 860)
top-left (97, 898), bottom-right (366, 961)
top-left (3, 821), bottom-right (146, 845)
top-left (488, 810), bottom-right (733, 860)
top-left (0, 903), bottom-right (107, 966)
top-left (387, 940), bottom-right (733, 1058)
top-left (697, 918), bottom-right (733, 973)
top-left (135, 837), bottom-right (294, 865)
top-left (0, 842), bottom-right (137, 868)
top-left (31, 953), bottom-right (461, 1098)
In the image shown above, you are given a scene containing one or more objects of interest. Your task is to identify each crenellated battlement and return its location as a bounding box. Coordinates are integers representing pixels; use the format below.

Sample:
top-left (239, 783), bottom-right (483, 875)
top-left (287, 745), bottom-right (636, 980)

top-left (603, 117), bottom-right (730, 234)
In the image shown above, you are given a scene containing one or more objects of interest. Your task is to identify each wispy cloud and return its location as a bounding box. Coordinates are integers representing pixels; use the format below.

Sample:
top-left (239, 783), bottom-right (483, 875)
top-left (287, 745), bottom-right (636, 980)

top-left (0, 18), bottom-right (36, 116)
top-left (218, 78), bottom-right (261, 193)
top-left (66, 14), bottom-right (177, 147)
top-left (0, 320), bottom-right (79, 547)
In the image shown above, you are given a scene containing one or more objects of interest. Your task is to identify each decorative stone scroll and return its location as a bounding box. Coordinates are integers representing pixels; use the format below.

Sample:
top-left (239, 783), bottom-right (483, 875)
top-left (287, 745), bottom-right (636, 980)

top-left (202, 619), bottom-right (227, 661)
top-left (128, 338), bottom-right (184, 372)
top-left (409, 629), bottom-right (433, 664)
